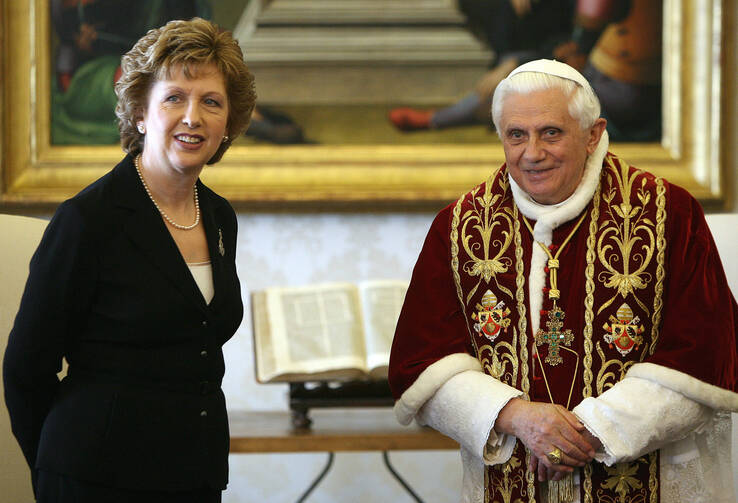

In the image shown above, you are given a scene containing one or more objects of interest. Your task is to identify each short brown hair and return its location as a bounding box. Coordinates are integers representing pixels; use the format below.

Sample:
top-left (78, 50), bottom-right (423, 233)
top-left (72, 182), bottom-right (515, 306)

top-left (115, 17), bottom-right (256, 164)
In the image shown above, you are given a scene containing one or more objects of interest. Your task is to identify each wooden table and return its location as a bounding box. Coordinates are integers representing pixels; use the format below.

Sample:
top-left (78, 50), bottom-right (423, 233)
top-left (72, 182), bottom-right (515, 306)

top-left (229, 408), bottom-right (458, 452)
top-left (229, 408), bottom-right (458, 502)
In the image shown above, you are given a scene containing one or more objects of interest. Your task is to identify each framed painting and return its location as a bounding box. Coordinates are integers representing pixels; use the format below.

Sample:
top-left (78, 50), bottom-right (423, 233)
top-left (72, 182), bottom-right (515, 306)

top-left (1, 0), bottom-right (735, 208)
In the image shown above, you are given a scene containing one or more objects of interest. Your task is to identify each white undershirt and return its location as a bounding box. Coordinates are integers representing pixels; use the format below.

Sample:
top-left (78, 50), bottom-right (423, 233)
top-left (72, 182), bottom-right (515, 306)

top-left (187, 261), bottom-right (214, 305)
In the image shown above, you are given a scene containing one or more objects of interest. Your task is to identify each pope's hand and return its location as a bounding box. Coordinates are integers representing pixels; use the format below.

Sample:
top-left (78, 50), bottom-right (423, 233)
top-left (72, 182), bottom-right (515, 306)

top-left (494, 398), bottom-right (596, 479)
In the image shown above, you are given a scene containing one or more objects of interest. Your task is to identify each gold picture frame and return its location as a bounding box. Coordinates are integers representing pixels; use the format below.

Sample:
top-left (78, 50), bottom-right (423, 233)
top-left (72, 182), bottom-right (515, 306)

top-left (1, 0), bottom-right (735, 208)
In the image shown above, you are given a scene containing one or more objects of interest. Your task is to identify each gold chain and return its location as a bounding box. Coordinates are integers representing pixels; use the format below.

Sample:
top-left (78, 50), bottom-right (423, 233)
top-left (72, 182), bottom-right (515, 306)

top-left (535, 345), bottom-right (579, 410)
top-left (522, 211), bottom-right (587, 410)
top-left (522, 211), bottom-right (587, 309)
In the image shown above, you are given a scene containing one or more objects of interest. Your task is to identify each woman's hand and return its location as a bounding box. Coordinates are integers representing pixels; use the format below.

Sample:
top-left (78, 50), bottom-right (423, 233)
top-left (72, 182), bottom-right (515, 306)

top-left (495, 398), bottom-right (597, 479)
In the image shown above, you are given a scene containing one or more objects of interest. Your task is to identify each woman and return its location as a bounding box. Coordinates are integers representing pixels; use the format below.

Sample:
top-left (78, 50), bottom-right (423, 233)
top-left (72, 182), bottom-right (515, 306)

top-left (4, 18), bottom-right (255, 502)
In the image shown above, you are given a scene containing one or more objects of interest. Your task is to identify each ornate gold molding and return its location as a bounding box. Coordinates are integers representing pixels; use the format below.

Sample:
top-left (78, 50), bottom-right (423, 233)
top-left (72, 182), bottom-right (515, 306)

top-left (1, 0), bottom-right (734, 207)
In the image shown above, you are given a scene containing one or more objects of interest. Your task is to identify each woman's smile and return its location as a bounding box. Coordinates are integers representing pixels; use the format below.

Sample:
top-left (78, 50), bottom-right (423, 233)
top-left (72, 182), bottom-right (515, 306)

top-left (140, 63), bottom-right (229, 175)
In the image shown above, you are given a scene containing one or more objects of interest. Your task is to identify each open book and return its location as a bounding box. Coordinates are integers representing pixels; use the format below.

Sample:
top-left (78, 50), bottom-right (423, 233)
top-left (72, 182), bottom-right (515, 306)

top-left (251, 280), bottom-right (408, 383)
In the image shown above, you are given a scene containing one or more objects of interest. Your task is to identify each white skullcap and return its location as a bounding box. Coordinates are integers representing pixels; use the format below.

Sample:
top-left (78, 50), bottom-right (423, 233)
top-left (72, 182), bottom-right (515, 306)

top-left (505, 59), bottom-right (592, 90)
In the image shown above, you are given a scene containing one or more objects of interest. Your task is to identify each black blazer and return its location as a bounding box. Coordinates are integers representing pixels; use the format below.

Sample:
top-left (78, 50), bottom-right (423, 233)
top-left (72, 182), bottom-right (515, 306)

top-left (3, 155), bottom-right (243, 492)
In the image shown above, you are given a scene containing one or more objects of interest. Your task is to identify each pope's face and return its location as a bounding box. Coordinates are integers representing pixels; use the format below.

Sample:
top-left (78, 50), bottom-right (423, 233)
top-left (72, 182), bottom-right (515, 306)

top-left (141, 63), bottom-right (229, 174)
top-left (499, 88), bottom-right (605, 205)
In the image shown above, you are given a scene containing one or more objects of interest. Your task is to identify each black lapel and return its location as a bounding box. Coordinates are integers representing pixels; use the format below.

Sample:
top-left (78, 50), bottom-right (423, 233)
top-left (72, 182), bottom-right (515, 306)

top-left (111, 155), bottom-right (208, 313)
top-left (198, 182), bottom-right (228, 309)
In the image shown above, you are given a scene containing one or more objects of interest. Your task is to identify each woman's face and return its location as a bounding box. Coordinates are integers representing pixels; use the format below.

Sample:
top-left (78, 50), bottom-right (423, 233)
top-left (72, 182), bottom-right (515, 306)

top-left (140, 63), bottom-right (229, 174)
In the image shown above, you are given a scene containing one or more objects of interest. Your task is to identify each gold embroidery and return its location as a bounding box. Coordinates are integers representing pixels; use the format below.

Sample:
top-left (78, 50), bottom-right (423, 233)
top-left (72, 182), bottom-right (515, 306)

top-left (583, 182), bottom-right (601, 401)
top-left (648, 178), bottom-right (667, 357)
top-left (513, 206), bottom-right (535, 502)
top-left (473, 290), bottom-right (512, 343)
top-left (489, 455), bottom-right (526, 503)
top-left (584, 160), bottom-right (666, 502)
top-left (599, 461), bottom-right (647, 503)
top-left (583, 465), bottom-right (594, 503)
top-left (469, 162), bottom-right (665, 502)
top-left (603, 303), bottom-right (645, 357)
top-left (460, 175), bottom-right (515, 303)
top-left (525, 448), bottom-right (536, 503)
top-left (513, 204), bottom-right (530, 399)
top-left (452, 192), bottom-right (480, 356)
top-left (482, 196), bottom-right (533, 503)
top-left (597, 157), bottom-right (656, 315)
top-left (595, 342), bottom-right (636, 395)
top-left (478, 329), bottom-right (518, 386)
top-left (477, 208), bottom-right (523, 390)
top-left (648, 451), bottom-right (658, 503)
top-left (545, 476), bottom-right (575, 503)
top-left (582, 183), bottom-right (601, 503)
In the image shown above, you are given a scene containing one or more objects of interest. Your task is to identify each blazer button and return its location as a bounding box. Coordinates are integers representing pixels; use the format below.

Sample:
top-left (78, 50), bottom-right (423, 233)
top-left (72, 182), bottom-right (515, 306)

top-left (200, 410), bottom-right (208, 417)
top-left (200, 350), bottom-right (208, 358)
top-left (201, 320), bottom-right (208, 327)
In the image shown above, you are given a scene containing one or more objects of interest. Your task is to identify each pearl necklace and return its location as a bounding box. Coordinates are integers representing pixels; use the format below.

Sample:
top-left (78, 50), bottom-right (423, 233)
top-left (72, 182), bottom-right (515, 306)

top-left (134, 154), bottom-right (200, 230)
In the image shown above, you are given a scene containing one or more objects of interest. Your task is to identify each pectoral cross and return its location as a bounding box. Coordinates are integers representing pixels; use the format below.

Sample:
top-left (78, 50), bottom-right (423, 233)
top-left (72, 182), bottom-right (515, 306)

top-left (535, 306), bottom-right (574, 366)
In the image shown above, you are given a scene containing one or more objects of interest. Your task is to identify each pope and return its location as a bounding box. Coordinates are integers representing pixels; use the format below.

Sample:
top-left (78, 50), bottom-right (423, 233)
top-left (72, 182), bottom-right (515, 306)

top-left (389, 59), bottom-right (738, 503)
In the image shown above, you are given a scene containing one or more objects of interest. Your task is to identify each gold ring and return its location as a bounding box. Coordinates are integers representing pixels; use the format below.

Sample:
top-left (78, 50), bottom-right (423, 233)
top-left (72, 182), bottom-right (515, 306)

top-left (547, 447), bottom-right (563, 465)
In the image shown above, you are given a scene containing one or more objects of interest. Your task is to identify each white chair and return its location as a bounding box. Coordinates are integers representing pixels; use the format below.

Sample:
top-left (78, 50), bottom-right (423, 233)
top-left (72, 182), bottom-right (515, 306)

top-left (705, 213), bottom-right (738, 498)
top-left (0, 214), bottom-right (48, 503)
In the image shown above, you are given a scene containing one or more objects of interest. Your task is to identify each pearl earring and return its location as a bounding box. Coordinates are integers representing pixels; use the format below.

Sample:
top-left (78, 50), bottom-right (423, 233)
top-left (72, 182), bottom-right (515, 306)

top-left (222, 135), bottom-right (229, 143)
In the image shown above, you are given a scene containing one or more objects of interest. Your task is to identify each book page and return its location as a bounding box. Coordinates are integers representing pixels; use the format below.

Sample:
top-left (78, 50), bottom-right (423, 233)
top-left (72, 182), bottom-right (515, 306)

top-left (357, 280), bottom-right (409, 378)
top-left (252, 291), bottom-right (278, 382)
top-left (258, 283), bottom-right (368, 382)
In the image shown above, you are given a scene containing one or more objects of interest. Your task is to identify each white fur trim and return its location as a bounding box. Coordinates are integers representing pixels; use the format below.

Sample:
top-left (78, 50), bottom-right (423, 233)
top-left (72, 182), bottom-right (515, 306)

top-left (573, 375), bottom-right (713, 465)
top-left (528, 246), bottom-right (549, 335)
top-left (626, 362), bottom-right (738, 412)
top-left (394, 353), bottom-right (481, 425)
top-left (417, 370), bottom-right (522, 460)
top-left (510, 130), bottom-right (609, 335)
